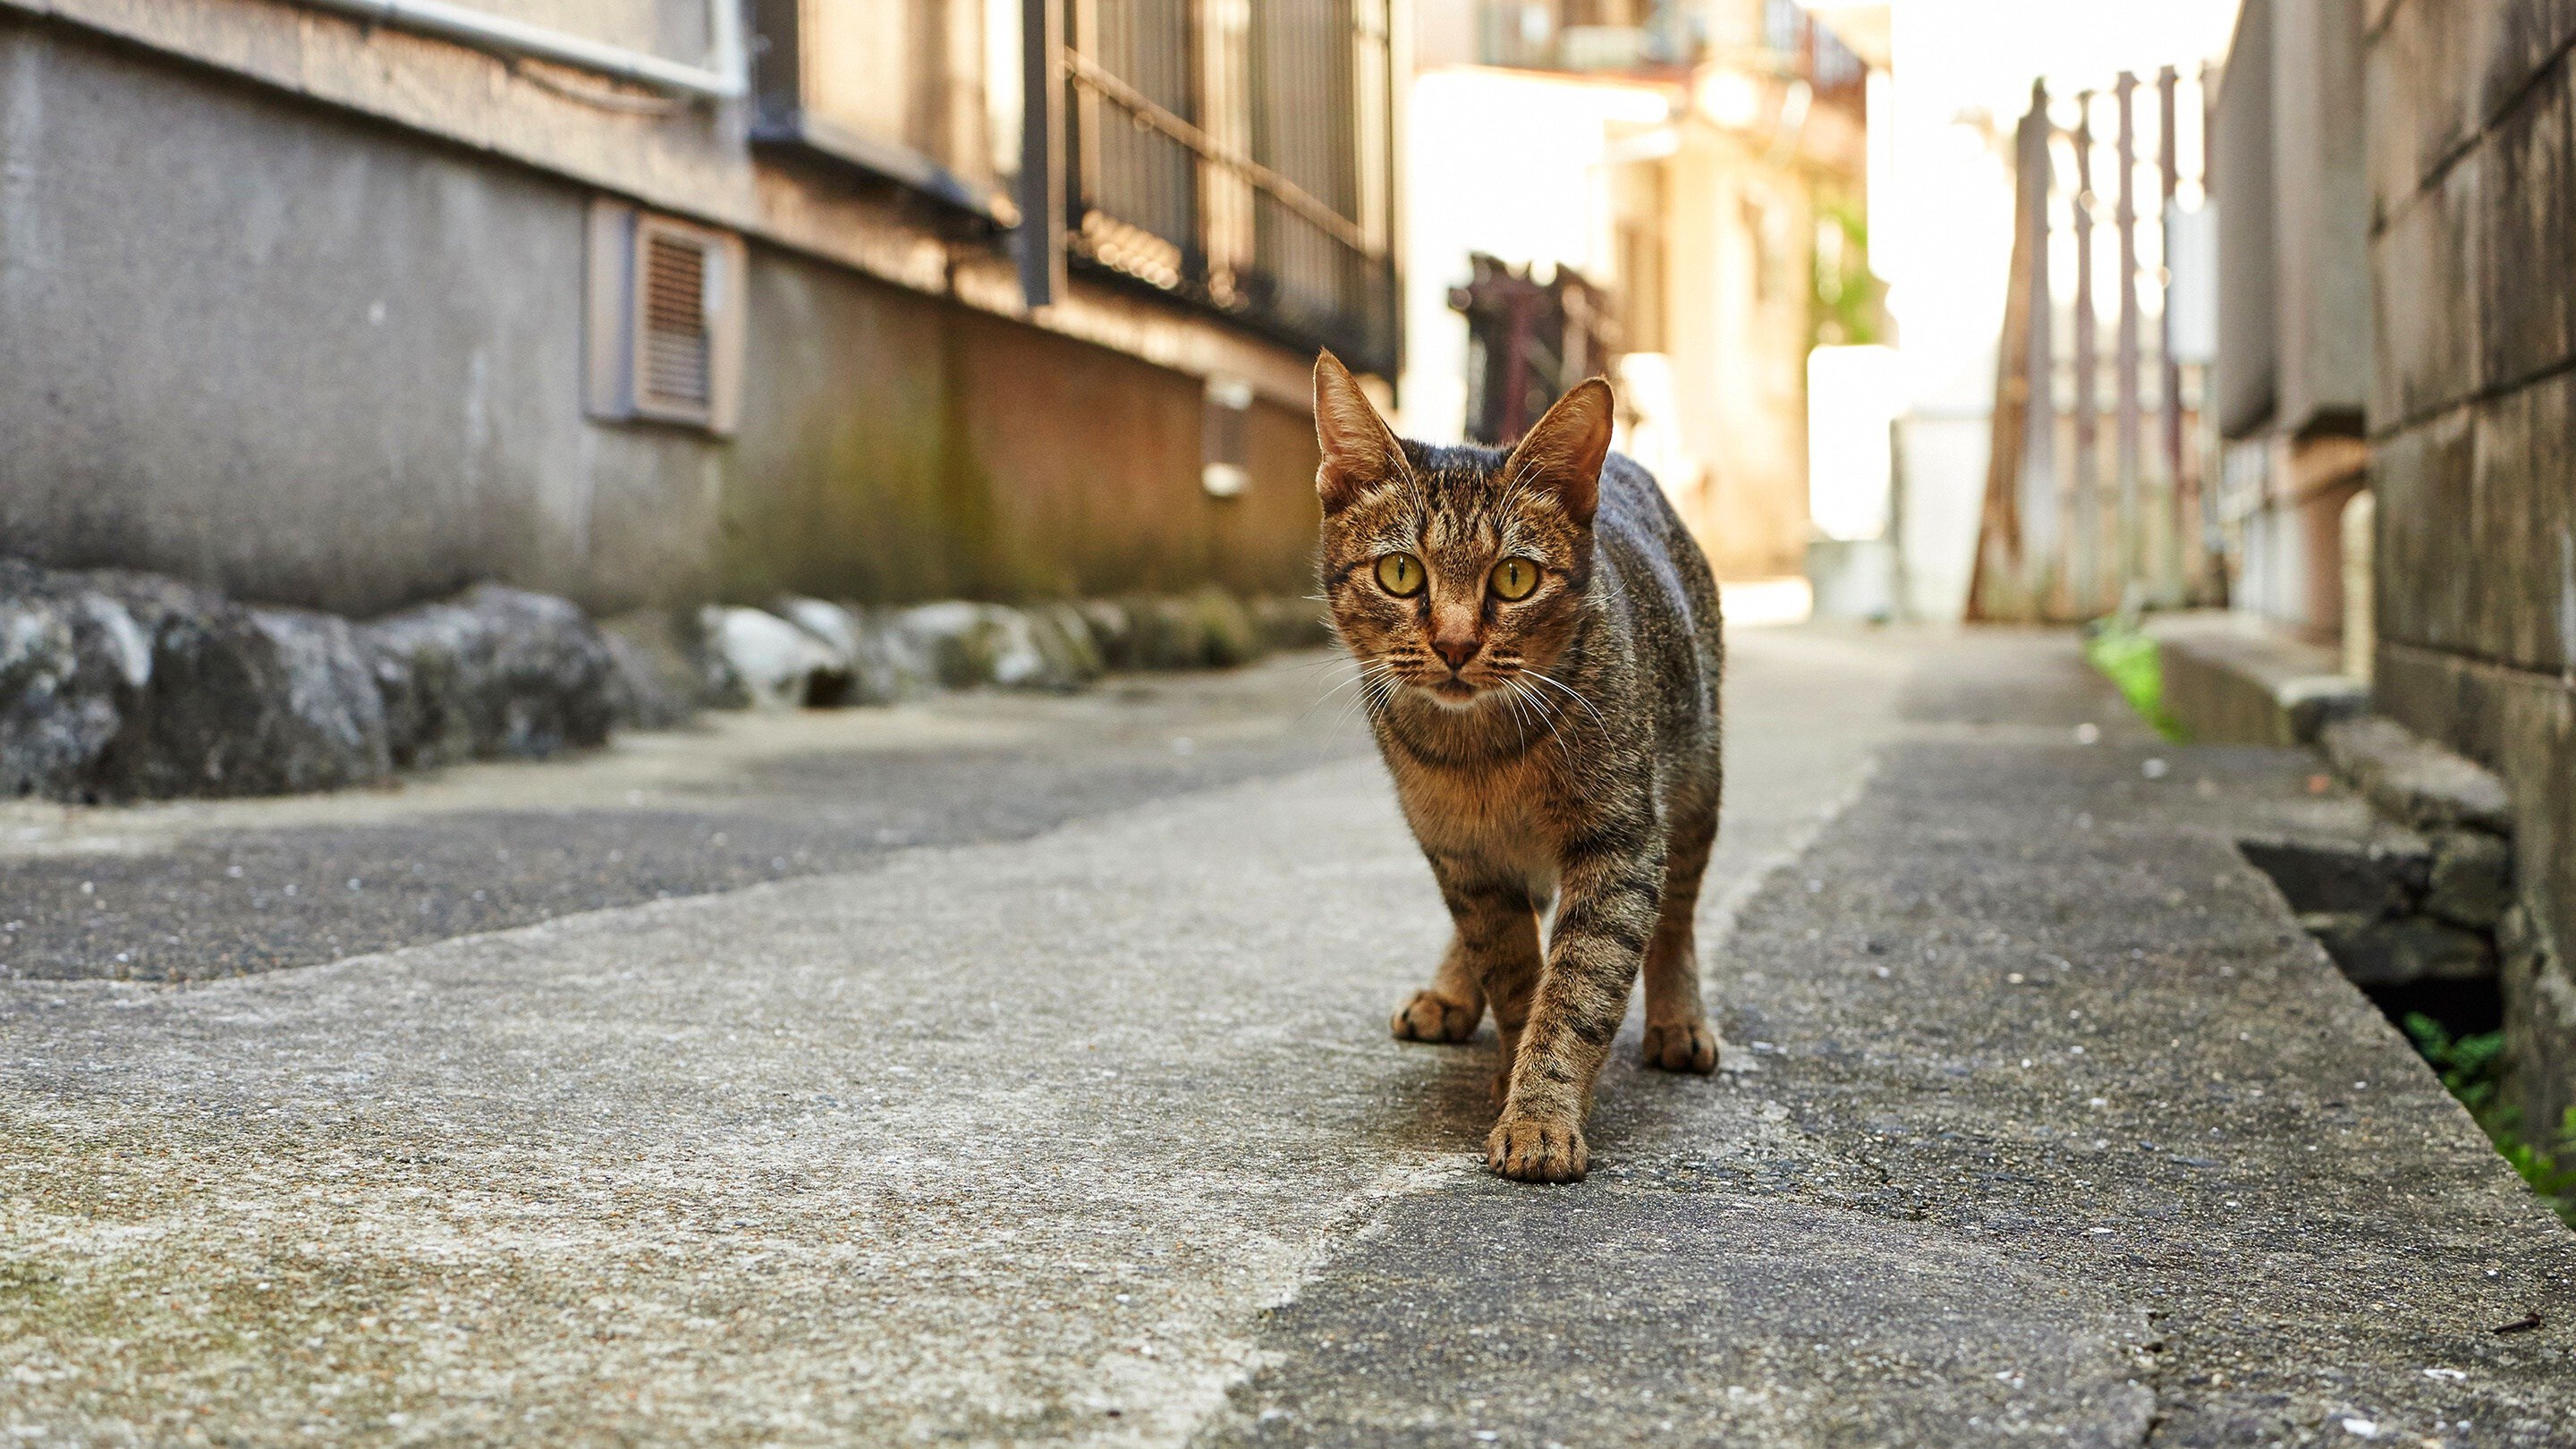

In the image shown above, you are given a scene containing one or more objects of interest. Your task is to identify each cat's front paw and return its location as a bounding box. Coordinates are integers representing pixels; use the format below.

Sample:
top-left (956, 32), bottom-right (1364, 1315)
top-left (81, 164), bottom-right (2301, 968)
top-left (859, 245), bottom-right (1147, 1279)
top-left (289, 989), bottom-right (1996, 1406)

top-left (1485, 1112), bottom-right (1589, 1182)
top-left (1391, 989), bottom-right (1482, 1044)
top-left (1641, 1019), bottom-right (1720, 1074)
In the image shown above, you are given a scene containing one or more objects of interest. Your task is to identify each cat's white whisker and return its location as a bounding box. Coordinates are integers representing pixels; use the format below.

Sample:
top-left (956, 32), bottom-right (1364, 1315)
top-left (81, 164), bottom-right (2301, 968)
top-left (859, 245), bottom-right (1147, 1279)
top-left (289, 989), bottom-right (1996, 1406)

top-left (1522, 666), bottom-right (1609, 734)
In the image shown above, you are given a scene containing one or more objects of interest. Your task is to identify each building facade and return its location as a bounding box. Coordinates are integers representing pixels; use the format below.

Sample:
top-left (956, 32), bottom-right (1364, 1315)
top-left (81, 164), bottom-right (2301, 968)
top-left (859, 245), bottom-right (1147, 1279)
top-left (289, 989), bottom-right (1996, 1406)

top-left (2213, 0), bottom-right (2373, 643)
top-left (1396, 0), bottom-right (1874, 584)
top-left (0, 0), bottom-right (1400, 616)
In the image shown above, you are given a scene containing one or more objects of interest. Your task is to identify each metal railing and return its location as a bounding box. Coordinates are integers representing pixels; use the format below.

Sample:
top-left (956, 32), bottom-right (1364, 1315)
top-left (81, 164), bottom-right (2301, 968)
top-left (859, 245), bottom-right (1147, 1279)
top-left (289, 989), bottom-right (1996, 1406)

top-left (1057, 0), bottom-right (1399, 375)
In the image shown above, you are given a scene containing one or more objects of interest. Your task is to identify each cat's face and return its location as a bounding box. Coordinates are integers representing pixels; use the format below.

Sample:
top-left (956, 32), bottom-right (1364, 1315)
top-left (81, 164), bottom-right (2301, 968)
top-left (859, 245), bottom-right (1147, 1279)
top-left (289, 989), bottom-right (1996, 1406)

top-left (1311, 353), bottom-right (1612, 710)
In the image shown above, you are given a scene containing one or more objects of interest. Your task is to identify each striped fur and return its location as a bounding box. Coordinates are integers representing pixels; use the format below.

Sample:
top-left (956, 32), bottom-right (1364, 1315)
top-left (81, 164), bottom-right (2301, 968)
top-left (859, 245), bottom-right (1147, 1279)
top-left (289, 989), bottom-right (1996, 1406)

top-left (1313, 352), bottom-right (1725, 1184)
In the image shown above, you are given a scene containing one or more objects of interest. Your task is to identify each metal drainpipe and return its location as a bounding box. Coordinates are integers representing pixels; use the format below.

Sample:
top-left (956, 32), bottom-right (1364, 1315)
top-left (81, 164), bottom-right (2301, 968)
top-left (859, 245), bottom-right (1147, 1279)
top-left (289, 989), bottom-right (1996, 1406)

top-left (290, 0), bottom-right (747, 100)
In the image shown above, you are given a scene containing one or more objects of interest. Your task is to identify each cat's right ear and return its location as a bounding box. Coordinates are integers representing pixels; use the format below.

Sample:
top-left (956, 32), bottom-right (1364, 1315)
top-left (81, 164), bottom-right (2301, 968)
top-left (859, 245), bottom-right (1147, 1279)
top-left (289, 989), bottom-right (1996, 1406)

top-left (1313, 350), bottom-right (1403, 515)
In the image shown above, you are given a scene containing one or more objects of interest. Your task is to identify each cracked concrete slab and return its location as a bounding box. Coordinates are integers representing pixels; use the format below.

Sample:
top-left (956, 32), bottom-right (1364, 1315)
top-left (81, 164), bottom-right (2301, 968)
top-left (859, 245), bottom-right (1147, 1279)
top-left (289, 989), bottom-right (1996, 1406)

top-left (3, 629), bottom-right (2570, 1446)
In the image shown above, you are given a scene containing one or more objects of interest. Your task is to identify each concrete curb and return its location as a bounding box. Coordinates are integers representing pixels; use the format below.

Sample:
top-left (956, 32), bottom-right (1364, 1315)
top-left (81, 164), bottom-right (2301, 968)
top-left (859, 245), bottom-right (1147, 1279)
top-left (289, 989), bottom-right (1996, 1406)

top-left (2145, 609), bottom-right (2370, 745)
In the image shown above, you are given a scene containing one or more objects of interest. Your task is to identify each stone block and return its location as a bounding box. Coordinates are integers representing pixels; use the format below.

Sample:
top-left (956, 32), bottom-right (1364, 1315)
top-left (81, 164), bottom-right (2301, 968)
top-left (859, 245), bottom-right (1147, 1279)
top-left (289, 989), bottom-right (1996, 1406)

top-left (704, 606), bottom-right (845, 708)
top-left (2372, 644), bottom-right (2576, 1131)
top-left (2318, 714), bottom-right (2516, 830)
top-left (2370, 409), bottom-right (2477, 652)
top-left (2242, 833), bottom-right (2431, 919)
top-left (2375, 640), bottom-right (2508, 763)
top-left (978, 607), bottom-right (1080, 692)
top-left (1248, 596), bottom-right (1335, 653)
top-left (2367, 13), bottom-right (2422, 234)
top-left (2470, 370), bottom-right (2576, 677)
top-left (2499, 903), bottom-right (2576, 1145)
top-left (891, 603), bottom-right (1095, 693)
top-left (773, 597), bottom-right (927, 707)
top-left (1072, 600), bottom-right (1138, 671)
top-left (597, 611), bottom-right (705, 731)
top-left (2361, 0), bottom-right (2488, 225)
top-left (891, 602), bottom-right (996, 691)
top-left (1024, 603), bottom-right (1107, 687)
top-left (2494, 664), bottom-right (2576, 989)
top-left (855, 607), bottom-right (942, 699)
top-left (2425, 826), bottom-right (2515, 926)
top-left (89, 571), bottom-right (392, 799)
top-left (2476, 62), bottom-right (2576, 389)
top-left (1190, 590), bottom-right (1262, 669)
top-left (360, 586), bottom-right (617, 767)
top-left (2306, 911), bottom-right (2498, 985)
top-left (0, 560), bottom-right (148, 800)
top-left (2368, 149), bottom-right (2485, 428)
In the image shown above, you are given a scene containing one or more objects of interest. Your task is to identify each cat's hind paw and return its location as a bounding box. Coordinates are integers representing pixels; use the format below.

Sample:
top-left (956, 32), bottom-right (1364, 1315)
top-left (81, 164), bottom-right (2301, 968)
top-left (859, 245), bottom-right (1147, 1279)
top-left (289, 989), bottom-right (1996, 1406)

top-left (1486, 1113), bottom-right (1589, 1182)
top-left (1391, 989), bottom-right (1482, 1044)
top-left (1641, 1019), bottom-right (1720, 1074)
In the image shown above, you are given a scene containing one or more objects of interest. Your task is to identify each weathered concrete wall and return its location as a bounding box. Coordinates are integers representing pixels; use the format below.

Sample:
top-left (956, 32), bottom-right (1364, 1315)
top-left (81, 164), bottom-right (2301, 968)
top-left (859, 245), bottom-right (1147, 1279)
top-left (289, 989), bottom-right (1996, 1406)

top-left (0, 18), bottom-right (1320, 618)
top-left (2366, 0), bottom-right (2576, 1136)
top-left (0, 17), bottom-right (723, 616)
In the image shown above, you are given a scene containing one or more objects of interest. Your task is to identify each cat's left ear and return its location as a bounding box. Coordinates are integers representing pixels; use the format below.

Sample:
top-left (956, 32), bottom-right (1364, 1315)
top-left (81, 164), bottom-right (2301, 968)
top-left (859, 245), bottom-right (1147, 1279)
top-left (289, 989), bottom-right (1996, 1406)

top-left (1502, 378), bottom-right (1614, 527)
top-left (1314, 350), bottom-right (1406, 515)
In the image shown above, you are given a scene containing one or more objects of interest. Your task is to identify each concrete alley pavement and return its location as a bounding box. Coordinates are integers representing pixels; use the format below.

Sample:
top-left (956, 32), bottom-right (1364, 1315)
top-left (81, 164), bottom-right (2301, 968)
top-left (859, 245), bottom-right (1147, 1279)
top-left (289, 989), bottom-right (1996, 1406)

top-left (3, 628), bottom-right (2571, 1446)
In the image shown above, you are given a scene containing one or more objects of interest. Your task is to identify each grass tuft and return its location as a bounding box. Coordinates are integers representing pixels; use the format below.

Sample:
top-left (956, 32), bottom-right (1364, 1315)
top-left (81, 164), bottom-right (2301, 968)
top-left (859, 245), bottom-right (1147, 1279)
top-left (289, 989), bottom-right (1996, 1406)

top-left (2081, 620), bottom-right (2185, 741)
top-left (2403, 1012), bottom-right (2576, 1225)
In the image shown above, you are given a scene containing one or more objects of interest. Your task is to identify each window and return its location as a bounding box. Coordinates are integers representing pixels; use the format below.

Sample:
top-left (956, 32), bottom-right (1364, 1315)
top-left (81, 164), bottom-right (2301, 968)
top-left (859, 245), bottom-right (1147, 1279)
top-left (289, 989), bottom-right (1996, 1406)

top-left (585, 200), bottom-right (745, 434)
top-left (746, 0), bottom-right (1016, 220)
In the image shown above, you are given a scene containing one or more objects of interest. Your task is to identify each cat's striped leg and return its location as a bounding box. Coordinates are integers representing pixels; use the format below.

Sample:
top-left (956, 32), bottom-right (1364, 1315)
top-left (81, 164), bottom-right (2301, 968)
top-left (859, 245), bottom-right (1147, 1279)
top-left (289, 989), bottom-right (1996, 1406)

top-left (1641, 797), bottom-right (1720, 1073)
top-left (1474, 901), bottom-right (1545, 1107)
top-left (1392, 863), bottom-right (1529, 1045)
top-left (1488, 832), bottom-right (1664, 1182)
top-left (1391, 933), bottom-right (1488, 1044)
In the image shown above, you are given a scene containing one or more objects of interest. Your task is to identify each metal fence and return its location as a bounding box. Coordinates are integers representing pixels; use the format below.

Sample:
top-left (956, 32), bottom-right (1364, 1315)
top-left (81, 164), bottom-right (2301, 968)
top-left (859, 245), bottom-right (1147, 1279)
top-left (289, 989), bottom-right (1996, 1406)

top-left (1059, 0), bottom-right (1399, 375)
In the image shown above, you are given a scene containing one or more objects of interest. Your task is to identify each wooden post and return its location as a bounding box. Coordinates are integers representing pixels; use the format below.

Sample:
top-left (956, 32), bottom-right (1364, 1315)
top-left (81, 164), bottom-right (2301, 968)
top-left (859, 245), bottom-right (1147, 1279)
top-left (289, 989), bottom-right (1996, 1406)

top-left (2198, 60), bottom-right (2224, 602)
top-left (2158, 64), bottom-right (2190, 602)
top-left (1968, 81), bottom-right (2050, 618)
top-left (2072, 93), bottom-right (2099, 616)
top-left (1971, 83), bottom-right (2052, 620)
top-left (2114, 72), bottom-right (2143, 608)
top-left (2021, 84), bottom-right (2059, 614)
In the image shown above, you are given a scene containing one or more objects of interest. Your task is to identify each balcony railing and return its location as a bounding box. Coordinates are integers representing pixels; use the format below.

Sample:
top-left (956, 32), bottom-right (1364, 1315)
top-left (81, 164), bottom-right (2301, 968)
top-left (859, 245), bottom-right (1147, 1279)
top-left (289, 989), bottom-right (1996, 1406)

top-left (750, 0), bottom-right (1398, 376)
top-left (1465, 0), bottom-right (1865, 110)
top-left (1059, 0), bottom-right (1400, 375)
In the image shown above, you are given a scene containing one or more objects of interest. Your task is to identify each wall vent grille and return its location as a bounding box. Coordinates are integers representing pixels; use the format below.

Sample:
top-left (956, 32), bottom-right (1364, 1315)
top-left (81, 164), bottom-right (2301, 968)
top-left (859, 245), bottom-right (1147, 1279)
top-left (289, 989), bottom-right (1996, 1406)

top-left (639, 233), bottom-right (714, 413)
top-left (589, 201), bottom-right (743, 434)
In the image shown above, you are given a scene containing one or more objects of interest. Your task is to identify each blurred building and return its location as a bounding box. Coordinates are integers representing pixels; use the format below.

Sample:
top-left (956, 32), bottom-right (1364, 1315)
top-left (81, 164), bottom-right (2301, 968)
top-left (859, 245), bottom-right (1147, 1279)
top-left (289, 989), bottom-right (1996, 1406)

top-left (1398, 0), bottom-right (1878, 584)
top-left (2211, 0), bottom-right (2371, 642)
top-left (0, 0), bottom-right (1398, 615)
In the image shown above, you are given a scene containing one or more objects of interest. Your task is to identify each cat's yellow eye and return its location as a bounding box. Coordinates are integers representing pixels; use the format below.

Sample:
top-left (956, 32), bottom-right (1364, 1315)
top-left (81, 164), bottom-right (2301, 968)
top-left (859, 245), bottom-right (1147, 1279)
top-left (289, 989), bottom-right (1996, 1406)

top-left (1489, 557), bottom-right (1541, 601)
top-left (1375, 552), bottom-right (1426, 597)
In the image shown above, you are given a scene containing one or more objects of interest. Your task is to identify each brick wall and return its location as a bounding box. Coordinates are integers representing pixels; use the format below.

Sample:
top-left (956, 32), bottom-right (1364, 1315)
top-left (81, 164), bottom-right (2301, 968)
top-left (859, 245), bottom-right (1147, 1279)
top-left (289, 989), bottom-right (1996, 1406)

top-left (2366, 0), bottom-right (2576, 1136)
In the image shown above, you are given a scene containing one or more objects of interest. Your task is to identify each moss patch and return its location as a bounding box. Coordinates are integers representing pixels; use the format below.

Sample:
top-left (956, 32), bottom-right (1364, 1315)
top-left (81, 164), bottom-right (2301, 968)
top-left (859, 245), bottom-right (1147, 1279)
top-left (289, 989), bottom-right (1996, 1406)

top-left (2083, 621), bottom-right (2184, 741)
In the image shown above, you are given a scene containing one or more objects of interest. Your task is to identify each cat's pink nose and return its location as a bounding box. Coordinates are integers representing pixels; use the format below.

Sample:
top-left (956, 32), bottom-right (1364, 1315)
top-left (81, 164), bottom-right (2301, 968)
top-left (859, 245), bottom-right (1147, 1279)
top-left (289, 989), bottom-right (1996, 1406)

top-left (1431, 636), bottom-right (1480, 672)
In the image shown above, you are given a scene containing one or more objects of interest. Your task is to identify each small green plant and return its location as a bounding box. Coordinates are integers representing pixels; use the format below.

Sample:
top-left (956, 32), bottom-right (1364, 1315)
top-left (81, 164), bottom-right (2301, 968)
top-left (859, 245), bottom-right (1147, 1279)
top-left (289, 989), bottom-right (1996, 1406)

top-left (2402, 1013), bottom-right (2576, 1225)
top-left (2082, 620), bottom-right (2183, 740)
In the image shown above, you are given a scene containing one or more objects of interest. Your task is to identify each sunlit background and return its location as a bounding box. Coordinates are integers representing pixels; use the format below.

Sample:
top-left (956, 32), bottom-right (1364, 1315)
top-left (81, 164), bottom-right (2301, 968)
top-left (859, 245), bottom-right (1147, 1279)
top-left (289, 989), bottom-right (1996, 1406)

top-left (1394, 0), bottom-right (2245, 628)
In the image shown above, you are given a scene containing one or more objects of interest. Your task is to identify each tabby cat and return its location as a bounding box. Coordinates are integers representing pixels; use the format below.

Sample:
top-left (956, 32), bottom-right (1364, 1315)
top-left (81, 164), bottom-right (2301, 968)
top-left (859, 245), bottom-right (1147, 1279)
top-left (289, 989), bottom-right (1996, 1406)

top-left (1313, 351), bottom-right (1725, 1183)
